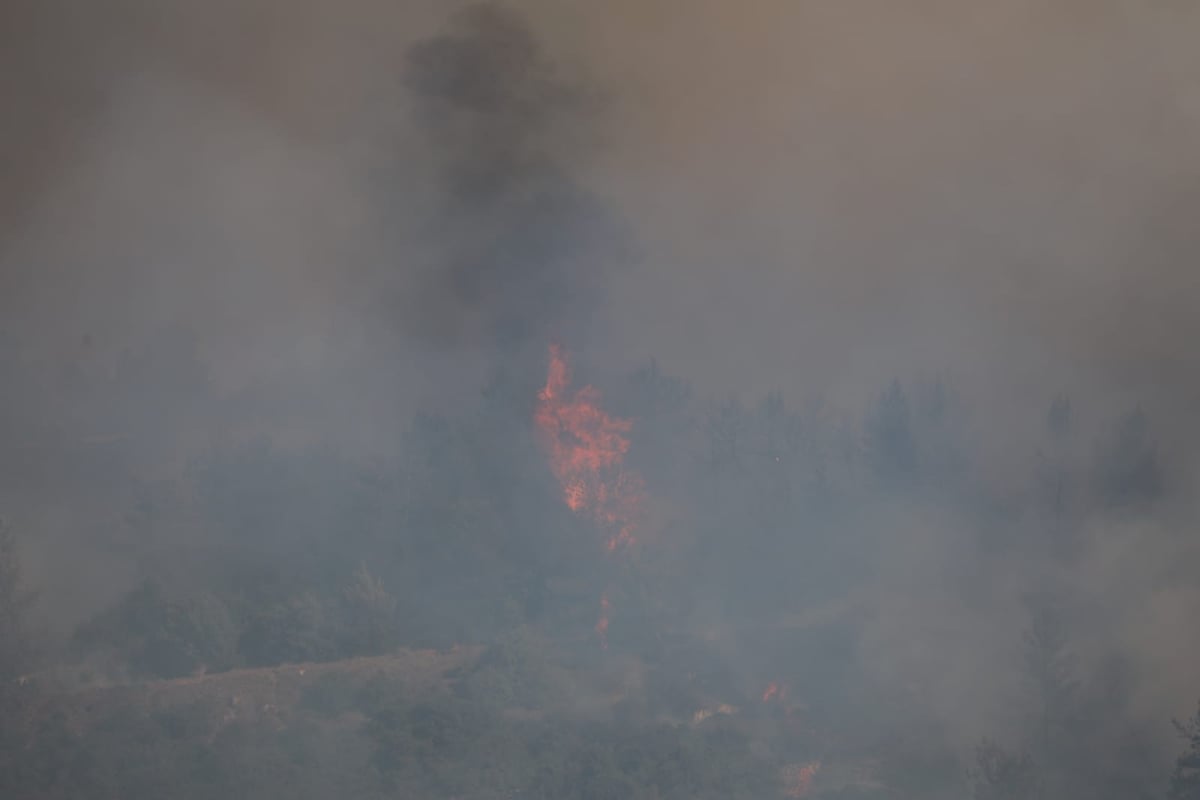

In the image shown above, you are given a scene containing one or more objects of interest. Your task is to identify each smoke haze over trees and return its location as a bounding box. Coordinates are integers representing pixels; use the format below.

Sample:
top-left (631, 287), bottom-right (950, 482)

top-left (2, 1), bottom-right (1200, 798)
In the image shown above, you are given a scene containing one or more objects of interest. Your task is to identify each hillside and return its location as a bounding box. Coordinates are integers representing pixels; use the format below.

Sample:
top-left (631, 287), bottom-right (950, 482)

top-left (5, 641), bottom-right (895, 799)
top-left (22, 646), bottom-right (486, 737)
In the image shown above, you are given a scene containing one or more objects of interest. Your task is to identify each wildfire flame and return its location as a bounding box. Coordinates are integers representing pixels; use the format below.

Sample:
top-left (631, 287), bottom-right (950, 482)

top-left (535, 344), bottom-right (648, 649)
top-left (782, 761), bottom-right (821, 798)
top-left (763, 681), bottom-right (789, 704)
top-left (535, 344), bottom-right (645, 552)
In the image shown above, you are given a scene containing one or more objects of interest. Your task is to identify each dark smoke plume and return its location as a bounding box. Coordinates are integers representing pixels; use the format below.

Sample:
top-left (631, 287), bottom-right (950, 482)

top-left (398, 3), bottom-right (624, 353)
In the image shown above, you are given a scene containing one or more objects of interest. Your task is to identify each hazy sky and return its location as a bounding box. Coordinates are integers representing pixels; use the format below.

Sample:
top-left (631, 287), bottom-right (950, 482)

top-left (4, 1), bottom-right (1198, 419)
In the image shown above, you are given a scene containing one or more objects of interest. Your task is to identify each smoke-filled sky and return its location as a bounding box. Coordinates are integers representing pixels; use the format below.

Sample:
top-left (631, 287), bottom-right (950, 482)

top-left (5, 1), bottom-right (1199, 410)
top-left (3, 0), bottom-right (1200, 778)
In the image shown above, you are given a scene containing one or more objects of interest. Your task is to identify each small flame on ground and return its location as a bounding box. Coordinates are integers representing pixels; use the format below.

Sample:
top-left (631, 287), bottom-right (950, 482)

top-left (782, 761), bottom-right (821, 798)
top-left (763, 681), bottom-right (789, 703)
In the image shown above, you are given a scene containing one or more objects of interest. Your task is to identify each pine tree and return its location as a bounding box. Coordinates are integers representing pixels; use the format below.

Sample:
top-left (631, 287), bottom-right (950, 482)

top-left (1170, 702), bottom-right (1200, 800)
top-left (0, 519), bottom-right (35, 682)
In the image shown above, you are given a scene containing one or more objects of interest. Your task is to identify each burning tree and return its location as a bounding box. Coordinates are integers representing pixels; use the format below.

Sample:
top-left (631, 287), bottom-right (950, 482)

top-left (535, 345), bottom-right (647, 648)
top-left (535, 344), bottom-right (645, 554)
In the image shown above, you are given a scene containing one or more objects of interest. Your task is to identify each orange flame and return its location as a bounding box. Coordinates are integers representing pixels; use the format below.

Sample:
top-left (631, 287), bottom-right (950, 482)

top-left (763, 681), bottom-right (789, 703)
top-left (535, 344), bottom-right (645, 552)
top-left (536, 345), bottom-right (646, 649)
top-left (782, 761), bottom-right (821, 798)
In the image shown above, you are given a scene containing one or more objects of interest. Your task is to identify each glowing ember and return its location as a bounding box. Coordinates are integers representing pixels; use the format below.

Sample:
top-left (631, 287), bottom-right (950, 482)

top-left (535, 344), bottom-right (645, 552)
top-left (781, 761), bottom-right (821, 798)
top-left (763, 681), bottom-right (790, 703)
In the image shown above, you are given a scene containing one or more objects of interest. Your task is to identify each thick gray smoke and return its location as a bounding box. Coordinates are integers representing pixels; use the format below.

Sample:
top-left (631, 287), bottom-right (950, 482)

top-left (398, 4), bottom-right (623, 352)
top-left (2, 2), bottom-right (1200, 797)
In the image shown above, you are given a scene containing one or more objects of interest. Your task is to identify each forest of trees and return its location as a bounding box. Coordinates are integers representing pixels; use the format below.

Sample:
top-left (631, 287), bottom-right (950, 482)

top-left (1, 330), bottom-right (1198, 799)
